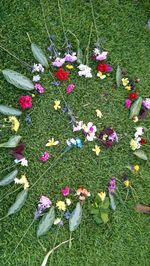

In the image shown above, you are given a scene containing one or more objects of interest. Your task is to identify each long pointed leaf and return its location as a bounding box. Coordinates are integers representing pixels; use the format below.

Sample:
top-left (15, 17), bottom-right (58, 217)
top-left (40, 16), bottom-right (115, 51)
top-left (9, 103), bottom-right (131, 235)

top-left (133, 150), bottom-right (148, 160)
top-left (2, 69), bottom-right (34, 91)
top-left (0, 105), bottom-right (22, 116)
top-left (109, 193), bottom-right (116, 210)
top-left (129, 97), bottom-right (142, 119)
top-left (37, 206), bottom-right (55, 237)
top-left (116, 65), bottom-right (122, 88)
top-left (0, 169), bottom-right (18, 186)
top-left (0, 135), bottom-right (22, 148)
top-left (69, 202), bottom-right (82, 232)
top-left (31, 43), bottom-right (49, 68)
top-left (7, 189), bottom-right (28, 216)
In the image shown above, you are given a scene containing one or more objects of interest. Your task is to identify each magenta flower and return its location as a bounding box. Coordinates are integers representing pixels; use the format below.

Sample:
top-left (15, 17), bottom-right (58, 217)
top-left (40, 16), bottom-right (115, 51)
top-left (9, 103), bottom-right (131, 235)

top-left (39, 152), bottom-right (50, 162)
top-left (61, 186), bottom-right (70, 196)
top-left (34, 83), bottom-right (45, 94)
top-left (108, 177), bottom-right (116, 194)
top-left (66, 84), bottom-right (75, 94)
top-left (125, 99), bottom-right (132, 109)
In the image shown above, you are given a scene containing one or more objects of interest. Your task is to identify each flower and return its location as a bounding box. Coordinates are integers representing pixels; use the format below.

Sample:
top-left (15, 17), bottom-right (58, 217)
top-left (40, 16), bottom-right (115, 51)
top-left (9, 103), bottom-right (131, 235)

top-left (65, 53), bottom-right (77, 62)
top-left (124, 180), bottom-right (130, 188)
top-left (66, 137), bottom-right (82, 148)
top-left (129, 92), bottom-right (138, 101)
top-left (33, 75), bottom-right (41, 82)
top-left (51, 81), bottom-right (60, 87)
top-left (133, 116), bottom-right (139, 123)
top-left (56, 201), bottom-right (66, 211)
top-left (96, 109), bottom-right (103, 118)
top-left (98, 192), bottom-right (106, 202)
top-left (14, 157), bottom-right (28, 167)
top-left (97, 63), bottom-right (112, 72)
top-left (73, 121), bottom-right (83, 132)
top-left (96, 51), bottom-right (108, 61)
top-left (65, 198), bottom-right (71, 206)
top-left (78, 64), bottom-right (92, 78)
top-left (125, 85), bottom-right (131, 91)
top-left (61, 186), bottom-right (70, 197)
top-left (125, 99), bottom-right (132, 109)
top-left (34, 83), bottom-right (45, 94)
top-left (66, 84), bottom-right (75, 94)
top-left (54, 68), bottom-right (69, 80)
top-left (14, 174), bottom-right (29, 190)
top-left (139, 138), bottom-right (146, 145)
top-left (65, 64), bottom-right (74, 70)
top-left (8, 116), bottom-right (20, 132)
top-left (130, 139), bottom-right (141, 151)
top-left (122, 78), bottom-right (129, 87)
top-left (142, 98), bottom-right (150, 109)
top-left (135, 127), bottom-right (144, 138)
top-left (108, 177), bottom-right (116, 194)
top-left (97, 71), bottom-right (106, 79)
top-left (39, 152), bottom-right (50, 162)
top-left (82, 122), bottom-right (97, 141)
top-left (54, 218), bottom-right (62, 225)
top-left (46, 138), bottom-right (59, 147)
top-left (92, 145), bottom-right (101, 156)
top-left (97, 128), bottom-right (118, 148)
top-left (54, 100), bottom-right (61, 110)
top-left (32, 63), bottom-right (44, 73)
top-left (34, 195), bottom-right (52, 219)
top-left (133, 165), bottom-right (140, 172)
top-left (18, 95), bottom-right (32, 109)
top-left (10, 143), bottom-right (25, 160)
top-left (64, 211), bottom-right (71, 219)
top-left (25, 114), bottom-right (32, 125)
top-left (52, 57), bottom-right (65, 68)
top-left (75, 188), bottom-right (90, 201)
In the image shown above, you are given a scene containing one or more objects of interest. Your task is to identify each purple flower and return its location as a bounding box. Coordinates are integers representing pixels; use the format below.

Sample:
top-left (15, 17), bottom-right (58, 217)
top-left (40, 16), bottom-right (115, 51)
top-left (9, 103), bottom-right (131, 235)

top-left (107, 66), bottom-right (113, 72)
top-left (139, 107), bottom-right (148, 120)
top-left (65, 53), bottom-right (77, 63)
top-left (52, 57), bottom-right (65, 68)
top-left (109, 132), bottom-right (118, 142)
top-left (142, 98), bottom-right (150, 110)
top-left (97, 128), bottom-right (118, 148)
top-left (51, 81), bottom-right (60, 87)
top-left (108, 177), bottom-right (116, 194)
top-left (34, 83), bottom-right (45, 94)
top-left (64, 211), bottom-right (71, 219)
top-left (34, 195), bottom-right (52, 219)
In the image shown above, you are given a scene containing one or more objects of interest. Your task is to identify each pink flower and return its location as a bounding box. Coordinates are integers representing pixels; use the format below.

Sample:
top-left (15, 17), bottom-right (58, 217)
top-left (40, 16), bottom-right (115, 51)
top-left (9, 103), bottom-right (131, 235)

top-left (18, 96), bottom-right (32, 109)
top-left (65, 53), bottom-right (77, 63)
top-left (39, 152), bottom-right (50, 162)
top-left (66, 84), bottom-right (75, 94)
top-left (34, 83), bottom-right (45, 94)
top-left (125, 99), bottom-right (132, 109)
top-left (52, 57), bottom-right (65, 68)
top-left (61, 186), bottom-right (70, 196)
top-left (96, 51), bottom-right (108, 61)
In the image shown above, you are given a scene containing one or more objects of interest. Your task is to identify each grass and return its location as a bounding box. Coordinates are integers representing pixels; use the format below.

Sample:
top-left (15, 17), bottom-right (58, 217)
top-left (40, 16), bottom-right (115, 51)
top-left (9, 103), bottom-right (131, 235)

top-left (0, 0), bottom-right (150, 265)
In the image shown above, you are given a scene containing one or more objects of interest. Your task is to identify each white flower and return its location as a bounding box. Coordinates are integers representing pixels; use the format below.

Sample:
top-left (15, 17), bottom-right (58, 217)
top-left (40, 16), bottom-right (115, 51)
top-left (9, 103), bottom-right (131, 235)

top-left (73, 121), bottom-right (83, 132)
top-left (33, 75), bottom-right (41, 82)
top-left (93, 48), bottom-right (101, 56)
top-left (14, 157), bottom-right (28, 167)
top-left (54, 218), bottom-right (61, 225)
top-left (66, 138), bottom-right (76, 147)
top-left (32, 63), bottom-right (44, 73)
top-left (134, 127), bottom-right (144, 138)
top-left (78, 64), bottom-right (92, 78)
top-left (96, 109), bottom-right (103, 118)
top-left (83, 122), bottom-right (97, 141)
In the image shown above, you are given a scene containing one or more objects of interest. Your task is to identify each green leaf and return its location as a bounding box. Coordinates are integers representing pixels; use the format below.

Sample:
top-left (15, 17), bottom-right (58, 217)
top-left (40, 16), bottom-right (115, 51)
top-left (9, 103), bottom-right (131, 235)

top-left (0, 104), bottom-right (22, 116)
top-left (93, 215), bottom-right (101, 225)
top-left (0, 169), bottom-right (18, 186)
top-left (116, 65), bottom-right (122, 88)
top-left (129, 97), bottom-right (143, 119)
top-left (31, 43), bottom-right (49, 68)
top-left (69, 202), bottom-right (82, 232)
top-left (133, 150), bottom-right (148, 160)
top-left (102, 197), bottom-right (109, 209)
top-left (0, 135), bottom-right (22, 148)
top-left (90, 207), bottom-right (99, 215)
top-left (37, 206), bottom-right (55, 237)
top-left (2, 69), bottom-right (34, 91)
top-left (109, 193), bottom-right (116, 211)
top-left (77, 48), bottom-right (83, 64)
top-left (7, 189), bottom-right (28, 216)
top-left (101, 212), bottom-right (109, 224)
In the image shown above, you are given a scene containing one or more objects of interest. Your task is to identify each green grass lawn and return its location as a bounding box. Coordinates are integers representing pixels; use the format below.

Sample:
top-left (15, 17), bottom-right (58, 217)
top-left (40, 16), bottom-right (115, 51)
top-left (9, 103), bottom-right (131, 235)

top-left (0, 0), bottom-right (150, 265)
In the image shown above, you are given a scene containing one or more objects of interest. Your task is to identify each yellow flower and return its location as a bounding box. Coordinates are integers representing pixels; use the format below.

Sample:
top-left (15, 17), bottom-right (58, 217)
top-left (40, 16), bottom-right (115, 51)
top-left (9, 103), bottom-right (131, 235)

top-left (130, 139), bottom-right (138, 151)
top-left (122, 78), bottom-right (129, 87)
top-left (102, 134), bottom-right (108, 141)
top-left (98, 192), bottom-right (106, 202)
top-left (124, 180), bottom-right (130, 188)
top-left (56, 201), bottom-right (66, 211)
top-left (9, 116), bottom-right (20, 132)
top-left (65, 64), bottom-right (74, 70)
top-left (133, 116), bottom-right (138, 123)
top-left (92, 145), bottom-right (101, 156)
top-left (32, 94), bottom-right (35, 98)
top-left (65, 198), bottom-right (71, 206)
top-left (97, 71), bottom-right (106, 79)
top-left (134, 165), bottom-right (140, 172)
top-left (54, 100), bottom-right (61, 110)
top-left (96, 109), bottom-right (103, 118)
top-left (14, 175), bottom-right (29, 190)
top-left (125, 85), bottom-right (131, 91)
top-left (46, 138), bottom-right (59, 147)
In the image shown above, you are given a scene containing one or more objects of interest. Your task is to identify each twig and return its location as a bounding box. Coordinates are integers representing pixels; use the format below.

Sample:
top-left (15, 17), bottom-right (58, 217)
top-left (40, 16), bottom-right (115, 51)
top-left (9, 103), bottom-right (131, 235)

top-left (41, 238), bottom-right (74, 266)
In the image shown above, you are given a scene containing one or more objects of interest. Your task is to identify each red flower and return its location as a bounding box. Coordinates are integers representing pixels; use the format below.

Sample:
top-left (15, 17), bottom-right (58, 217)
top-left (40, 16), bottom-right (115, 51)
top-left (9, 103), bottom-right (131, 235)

top-left (97, 63), bottom-right (108, 72)
top-left (139, 138), bottom-right (146, 145)
top-left (18, 95), bottom-right (32, 109)
top-left (54, 68), bottom-right (69, 81)
top-left (129, 92), bottom-right (138, 101)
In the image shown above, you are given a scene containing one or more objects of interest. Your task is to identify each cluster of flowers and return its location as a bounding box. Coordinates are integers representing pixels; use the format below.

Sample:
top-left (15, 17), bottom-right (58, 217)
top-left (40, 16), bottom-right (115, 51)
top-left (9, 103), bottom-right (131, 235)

top-left (130, 127), bottom-right (146, 151)
top-left (92, 48), bottom-right (113, 79)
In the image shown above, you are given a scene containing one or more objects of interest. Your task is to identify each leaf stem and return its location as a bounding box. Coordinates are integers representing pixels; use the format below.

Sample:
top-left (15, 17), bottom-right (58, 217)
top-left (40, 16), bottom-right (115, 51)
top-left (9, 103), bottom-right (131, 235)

top-left (85, 23), bottom-right (93, 65)
top-left (57, 0), bottom-right (67, 42)
top-left (0, 186), bottom-right (21, 203)
top-left (90, 0), bottom-right (99, 42)
top-left (69, 231), bottom-right (72, 249)
top-left (26, 32), bottom-right (32, 44)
